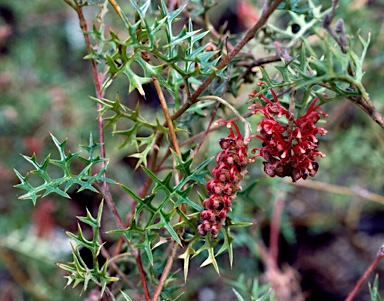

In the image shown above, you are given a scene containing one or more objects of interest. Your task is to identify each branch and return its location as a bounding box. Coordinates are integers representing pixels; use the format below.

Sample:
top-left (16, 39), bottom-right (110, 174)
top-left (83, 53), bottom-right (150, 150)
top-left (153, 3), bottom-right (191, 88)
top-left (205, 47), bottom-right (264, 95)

top-left (234, 54), bottom-right (281, 68)
top-left (63, 0), bottom-right (77, 10)
top-left (63, 3), bottom-right (152, 299)
top-left (197, 96), bottom-right (252, 142)
top-left (192, 51), bottom-right (232, 159)
top-left (323, 0), bottom-right (348, 53)
top-left (151, 240), bottom-right (179, 301)
top-left (157, 109), bottom-right (256, 170)
top-left (153, 76), bottom-right (181, 157)
top-left (70, 5), bottom-right (106, 158)
top-left (98, 184), bottom-right (151, 301)
top-left (107, 0), bottom-right (129, 27)
top-left (169, 0), bottom-right (285, 122)
top-left (99, 241), bottom-right (140, 296)
top-left (286, 179), bottom-right (384, 206)
top-left (322, 2), bottom-right (384, 128)
top-left (345, 245), bottom-right (384, 301)
top-left (348, 94), bottom-right (384, 128)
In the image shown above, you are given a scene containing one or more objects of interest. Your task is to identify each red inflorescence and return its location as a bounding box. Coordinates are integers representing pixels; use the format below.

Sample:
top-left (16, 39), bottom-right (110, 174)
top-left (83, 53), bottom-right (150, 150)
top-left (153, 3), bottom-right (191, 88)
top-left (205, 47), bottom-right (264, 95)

top-left (198, 120), bottom-right (249, 237)
top-left (248, 83), bottom-right (328, 182)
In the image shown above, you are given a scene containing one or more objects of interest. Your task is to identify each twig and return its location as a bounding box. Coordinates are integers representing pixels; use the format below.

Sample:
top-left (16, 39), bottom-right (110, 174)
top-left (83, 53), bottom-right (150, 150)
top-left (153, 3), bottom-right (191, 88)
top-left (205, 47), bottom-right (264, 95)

top-left (322, 1), bottom-right (384, 128)
top-left (98, 185), bottom-right (151, 301)
top-left (234, 54), bottom-right (280, 68)
top-left (99, 242), bottom-right (140, 296)
top-left (148, 76), bottom-right (185, 299)
top-left (192, 45), bottom-right (232, 159)
top-left (345, 245), bottom-right (384, 301)
top-left (151, 240), bottom-right (179, 301)
top-left (235, 54), bottom-right (281, 81)
top-left (348, 95), bottom-right (384, 128)
top-left (197, 96), bottom-right (252, 142)
top-left (68, 4), bottom-right (106, 159)
top-left (323, 0), bottom-right (347, 51)
top-left (191, 101), bottom-right (221, 160)
top-left (153, 76), bottom-right (181, 157)
top-left (328, 0), bottom-right (339, 21)
top-left (63, 0), bottom-right (76, 10)
top-left (157, 109), bottom-right (256, 170)
top-left (64, 2), bottom-right (151, 299)
top-left (169, 0), bottom-right (285, 122)
top-left (107, 0), bottom-right (129, 27)
top-left (285, 179), bottom-right (384, 206)
top-left (104, 287), bottom-right (117, 301)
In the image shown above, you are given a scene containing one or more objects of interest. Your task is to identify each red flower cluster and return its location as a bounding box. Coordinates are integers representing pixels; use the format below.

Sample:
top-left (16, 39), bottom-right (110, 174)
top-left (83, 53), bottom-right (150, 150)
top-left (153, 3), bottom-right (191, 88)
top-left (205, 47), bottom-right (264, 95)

top-left (249, 84), bottom-right (328, 182)
top-left (198, 120), bottom-right (249, 237)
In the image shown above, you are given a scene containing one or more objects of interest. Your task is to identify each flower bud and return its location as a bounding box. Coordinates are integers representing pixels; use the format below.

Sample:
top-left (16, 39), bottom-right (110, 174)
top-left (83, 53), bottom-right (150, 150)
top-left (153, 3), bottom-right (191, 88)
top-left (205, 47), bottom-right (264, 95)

top-left (198, 120), bottom-right (249, 237)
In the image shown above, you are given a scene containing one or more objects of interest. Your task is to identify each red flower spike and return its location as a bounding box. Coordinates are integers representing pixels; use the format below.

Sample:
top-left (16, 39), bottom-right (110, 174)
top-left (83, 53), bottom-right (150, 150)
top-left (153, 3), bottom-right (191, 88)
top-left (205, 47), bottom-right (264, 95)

top-left (198, 120), bottom-right (249, 237)
top-left (249, 89), bottom-right (328, 182)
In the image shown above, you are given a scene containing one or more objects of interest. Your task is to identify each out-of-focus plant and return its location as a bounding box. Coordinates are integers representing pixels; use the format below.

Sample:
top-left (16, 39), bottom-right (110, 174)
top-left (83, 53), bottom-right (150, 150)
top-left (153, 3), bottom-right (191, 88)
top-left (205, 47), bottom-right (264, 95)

top-left (12, 0), bottom-right (384, 300)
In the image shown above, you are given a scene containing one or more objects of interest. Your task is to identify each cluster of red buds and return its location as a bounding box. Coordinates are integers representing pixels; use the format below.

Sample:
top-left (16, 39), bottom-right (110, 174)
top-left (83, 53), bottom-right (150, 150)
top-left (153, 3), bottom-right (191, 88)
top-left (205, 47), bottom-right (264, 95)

top-left (249, 83), bottom-right (328, 182)
top-left (198, 120), bottom-right (249, 237)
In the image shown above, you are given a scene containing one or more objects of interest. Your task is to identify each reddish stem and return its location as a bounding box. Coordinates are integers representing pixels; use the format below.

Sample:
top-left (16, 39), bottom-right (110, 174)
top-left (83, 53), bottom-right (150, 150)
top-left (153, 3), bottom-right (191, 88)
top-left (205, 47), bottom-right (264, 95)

top-left (345, 245), bottom-right (384, 301)
top-left (151, 241), bottom-right (179, 301)
top-left (168, 0), bottom-right (285, 122)
top-left (192, 54), bottom-right (232, 159)
top-left (191, 101), bottom-right (221, 159)
top-left (71, 4), bottom-right (151, 300)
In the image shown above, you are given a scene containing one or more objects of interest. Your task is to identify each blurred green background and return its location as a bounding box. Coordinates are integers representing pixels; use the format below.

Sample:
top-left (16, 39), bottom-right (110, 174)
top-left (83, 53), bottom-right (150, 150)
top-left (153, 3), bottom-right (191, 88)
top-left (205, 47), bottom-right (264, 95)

top-left (1, 1), bottom-right (384, 300)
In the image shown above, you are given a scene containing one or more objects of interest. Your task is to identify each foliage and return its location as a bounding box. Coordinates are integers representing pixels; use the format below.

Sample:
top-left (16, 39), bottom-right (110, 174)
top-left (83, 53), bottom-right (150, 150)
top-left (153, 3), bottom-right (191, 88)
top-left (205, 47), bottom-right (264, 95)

top-left (3, 0), bottom-right (384, 300)
top-left (58, 200), bottom-right (119, 294)
top-left (14, 134), bottom-right (115, 205)
top-left (370, 275), bottom-right (384, 301)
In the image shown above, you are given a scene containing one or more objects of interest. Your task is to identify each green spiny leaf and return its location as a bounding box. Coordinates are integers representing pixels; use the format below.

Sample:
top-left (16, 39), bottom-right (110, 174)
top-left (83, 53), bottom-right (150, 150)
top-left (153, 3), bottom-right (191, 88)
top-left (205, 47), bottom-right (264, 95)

top-left (159, 209), bottom-right (182, 245)
top-left (13, 169), bottom-right (40, 205)
top-left (171, 149), bottom-right (192, 176)
top-left (77, 208), bottom-right (99, 229)
top-left (129, 134), bottom-right (156, 168)
top-left (22, 153), bottom-right (51, 182)
top-left (173, 186), bottom-right (201, 211)
top-left (194, 236), bottom-right (220, 274)
top-left (98, 260), bottom-right (119, 295)
top-left (217, 227), bottom-right (234, 268)
top-left (120, 291), bottom-right (134, 301)
top-left (134, 230), bottom-right (157, 266)
top-left (59, 201), bottom-right (115, 295)
top-left (198, 244), bottom-right (220, 274)
top-left (123, 60), bottom-right (152, 96)
top-left (66, 225), bottom-right (94, 250)
top-left (120, 185), bottom-right (159, 228)
top-left (129, 0), bottom-right (151, 21)
top-left (178, 243), bottom-right (196, 282)
top-left (174, 156), bottom-right (212, 194)
top-left (50, 133), bottom-right (80, 176)
top-left (14, 134), bottom-right (113, 205)
top-left (233, 289), bottom-right (246, 301)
